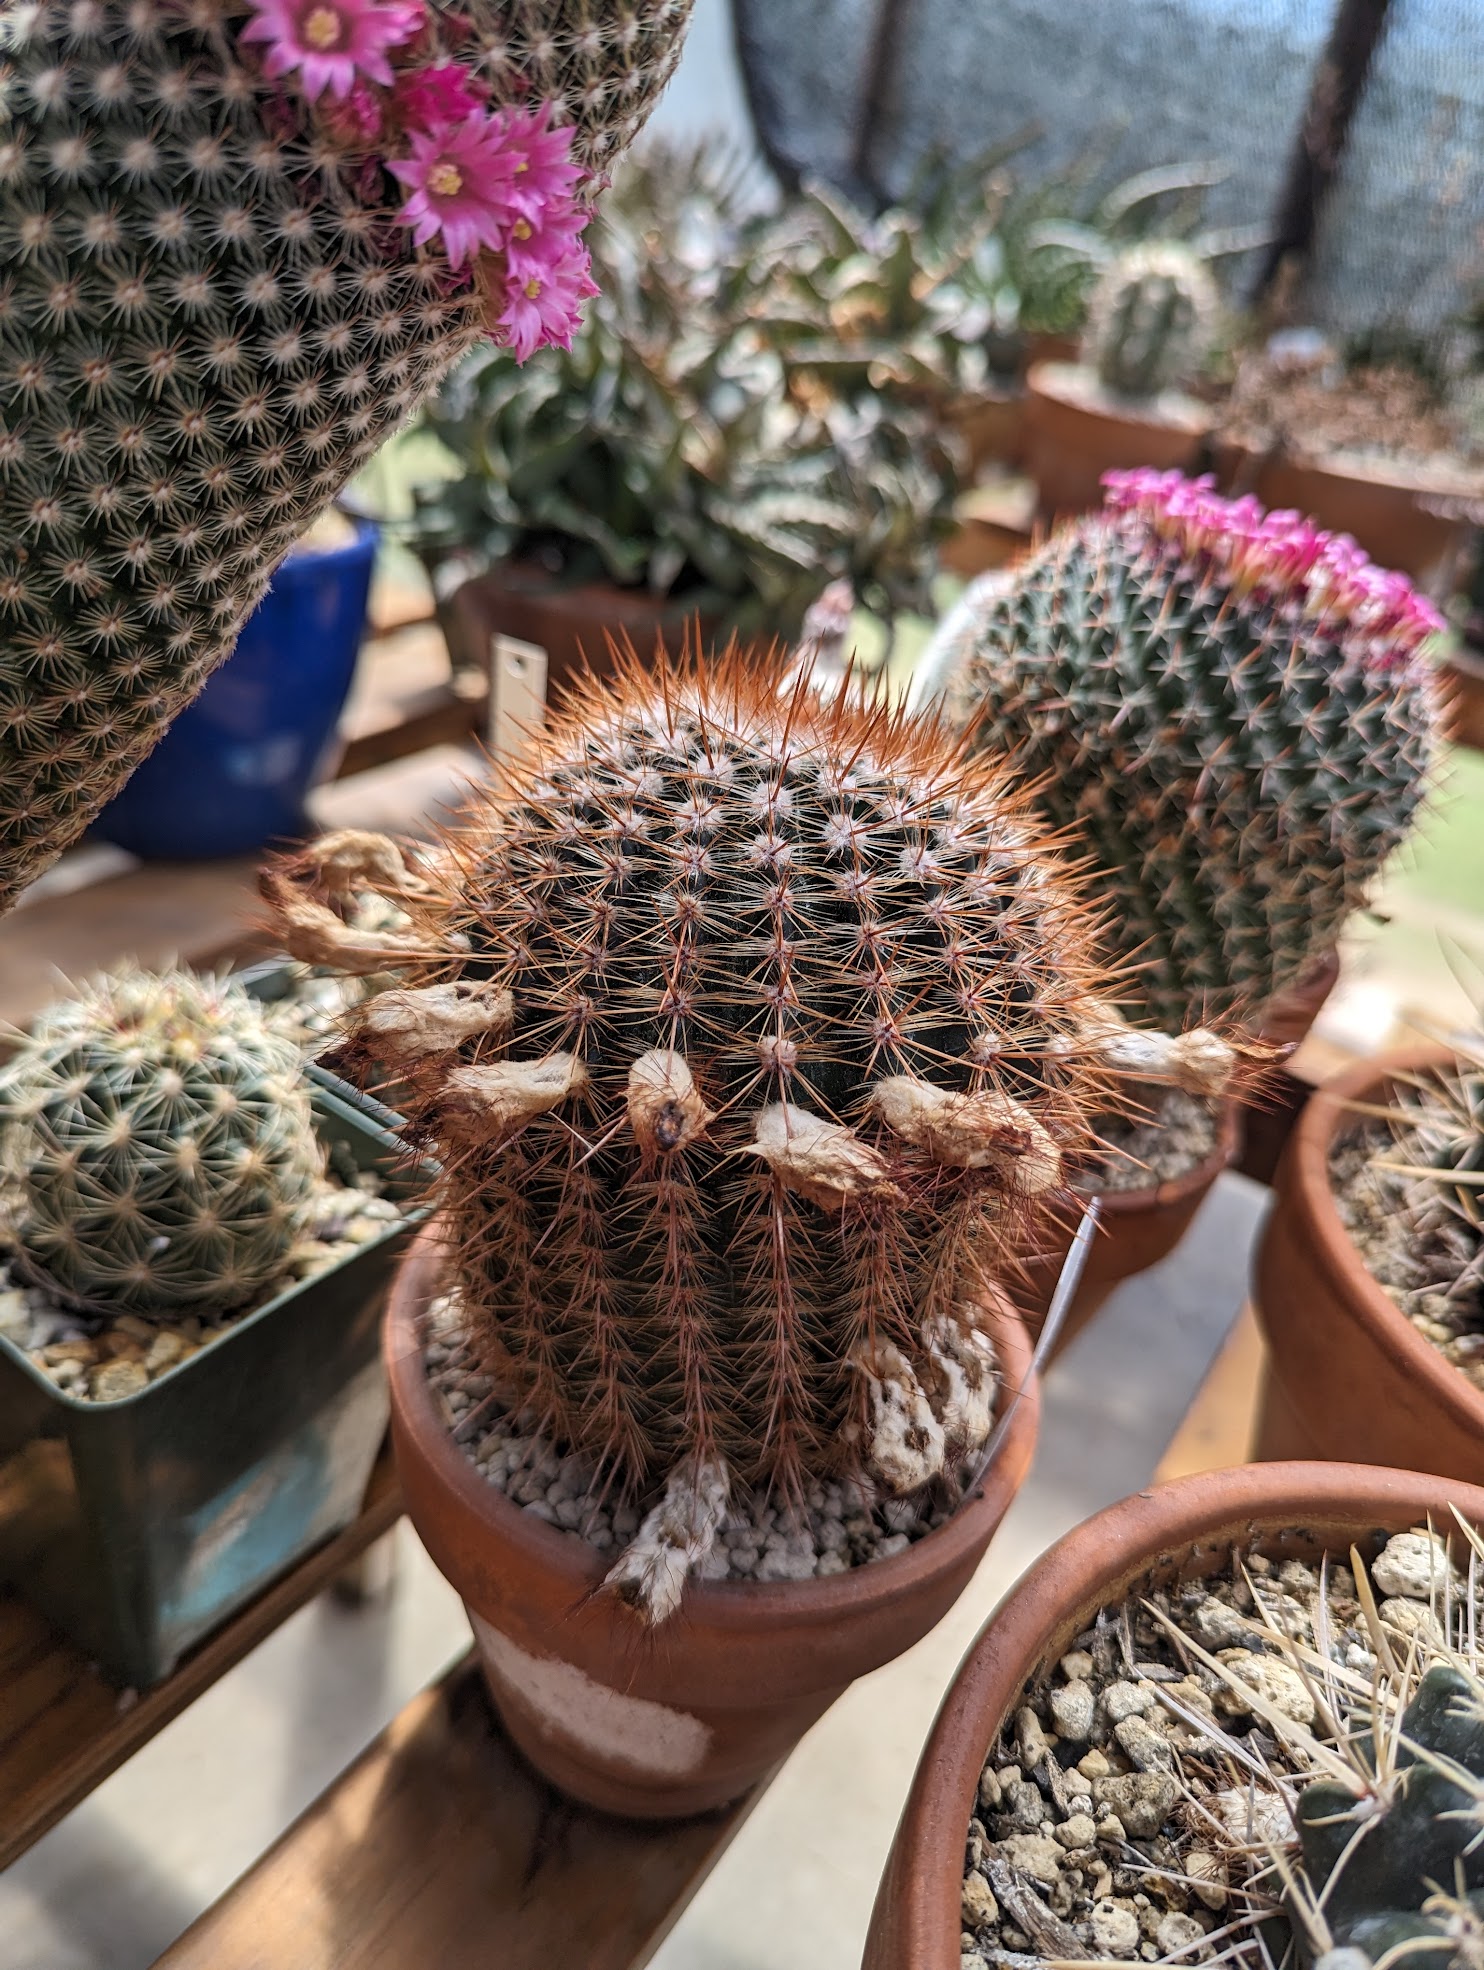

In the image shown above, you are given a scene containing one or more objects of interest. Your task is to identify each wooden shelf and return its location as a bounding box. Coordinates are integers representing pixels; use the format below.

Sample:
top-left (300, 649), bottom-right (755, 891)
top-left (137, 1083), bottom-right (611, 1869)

top-left (0, 1452), bottom-right (402, 1874)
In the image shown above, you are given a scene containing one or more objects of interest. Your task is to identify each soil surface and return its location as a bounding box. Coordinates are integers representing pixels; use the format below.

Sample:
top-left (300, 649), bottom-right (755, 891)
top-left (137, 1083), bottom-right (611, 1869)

top-left (962, 1527), bottom-right (1474, 1969)
top-left (1220, 356), bottom-right (1483, 488)
top-left (424, 1294), bottom-right (992, 1583)
top-left (1078, 1091), bottom-right (1221, 1198)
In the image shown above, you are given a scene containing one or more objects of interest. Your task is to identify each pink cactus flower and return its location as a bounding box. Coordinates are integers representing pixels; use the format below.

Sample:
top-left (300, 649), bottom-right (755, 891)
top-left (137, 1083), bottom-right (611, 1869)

top-left (499, 102), bottom-right (585, 217)
top-left (498, 240), bottom-right (600, 361)
top-left (388, 111), bottom-right (525, 268)
top-left (240, 0), bottom-right (423, 101)
top-left (394, 60), bottom-right (486, 132)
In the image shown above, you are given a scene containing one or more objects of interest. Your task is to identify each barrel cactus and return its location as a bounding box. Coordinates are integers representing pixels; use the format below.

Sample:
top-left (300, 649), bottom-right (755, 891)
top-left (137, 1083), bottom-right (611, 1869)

top-left (0, 967), bottom-right (323, 1314)
top-left (929, 471), bottom-right (1440, 1031)
top-left (266, 649), bottom-right (1247, 1617)
top-left (0, 0), bottom-right (694, 918)
top-left (1085, 241), bottom-right (1221, 400)
top-left (1293, 1662), bottom-right (1484, 1970)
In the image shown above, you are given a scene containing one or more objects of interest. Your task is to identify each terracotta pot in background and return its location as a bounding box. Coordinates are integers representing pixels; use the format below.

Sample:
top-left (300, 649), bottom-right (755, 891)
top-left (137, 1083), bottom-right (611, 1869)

top-left (949, 387), bottom-right (1028, 475)
top-left (1256, 947), bottom-right (1342, 1051)
top-left (1253, 1048), bottom-right (1484, 1478)
top-left (1214, 441), bottom-right (1468, 586)
top-left (1019, 1100), bottom-right (1240, 1358)
top-left (1439, 643), bottom-right (1484, 752)
top-left (385, 1223), bottom-right (1041, 1820)
top-left (863, 1461), bottom-right (1484, 1970)
top-left (1025, 362), bottom-right (1211, 523)
top-left (447, 561), bottom-right (724, 701)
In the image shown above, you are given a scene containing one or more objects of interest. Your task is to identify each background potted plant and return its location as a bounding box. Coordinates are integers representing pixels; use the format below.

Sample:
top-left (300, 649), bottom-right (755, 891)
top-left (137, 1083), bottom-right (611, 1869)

top-left (1216, 330), bottom-right (1484, 584)
top-left (1254, 1008), bottom-right (1484, 1481)
top-left (91, 510), bottom-right (379, 862)
top-left (864, 1461), bottom-right (1484, 1970)
top-left (407, 141), bottom-right (957, 694)
top-left (914, 470), bottom-right (1440, 1341)
top-left (0, 967), bottom-right (422, 1686)
top-left (264, 646), bottom-right (1248, 1816)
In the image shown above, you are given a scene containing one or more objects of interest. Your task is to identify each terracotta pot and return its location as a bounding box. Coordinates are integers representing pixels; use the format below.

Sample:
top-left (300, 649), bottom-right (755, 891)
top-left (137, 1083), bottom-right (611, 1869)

top-left (863, 1460), bottom-right (1484, 1970)
top-left (1214, 442), bottom-right (1467, 585)
top-left (1256, 947), bottom-right (1342, 1050)
top-left (1439, 644), bottom-right (1484, 752)
top-left (1025, 362), bottom-right (1211, 523)
top-left (1253, 1048), bottom-right (1484, 1477)
top-left (1018, 1100), bottom-right (1241, 1356)
top-left (950, 388), bottom-right (1027, 474)
top-left (447, 562), bottom-right (724, 700)
top-left (385, 1222), bottom-right (1041, 1820)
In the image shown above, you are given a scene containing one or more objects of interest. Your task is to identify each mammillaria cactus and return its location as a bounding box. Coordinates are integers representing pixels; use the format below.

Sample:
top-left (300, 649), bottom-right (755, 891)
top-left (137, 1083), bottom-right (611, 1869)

top-left (265, 648), bottom-right (1247, 1617)
top-left (0, 967), bottom-right (322, 1314)
top-left (931, 471), bottom-right (1440, 1031)
top-left (0, 0), bottom-right (693, 917)
top-left (1085, 241), bottom-right (1220, 400)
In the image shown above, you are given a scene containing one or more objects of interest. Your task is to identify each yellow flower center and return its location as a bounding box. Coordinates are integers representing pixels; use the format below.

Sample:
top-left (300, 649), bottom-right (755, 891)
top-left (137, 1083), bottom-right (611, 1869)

top-left (302, 6), bottom-right (341, 49)
top-left (513, 219), bottom-right (532, 240)
top-left (515, 159), bottom-right (529, 172)
top-left (428, 162), bottom-right (463, 198)
top-left (523, 277), bottom-right (542, 299)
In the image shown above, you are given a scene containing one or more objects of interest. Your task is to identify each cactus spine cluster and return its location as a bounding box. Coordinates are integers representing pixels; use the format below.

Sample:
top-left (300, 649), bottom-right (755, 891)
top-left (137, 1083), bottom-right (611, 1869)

top-left (1084, 242), bottom-right (1220, 401)
top-left (0, 967), bottom-right (323, 1315)
top-left (935, 471), bottom-right (1439, 1032)
top-left (0, 0), bottom-right (693, 917)
top-left (267, 650), bottom-right (1244, 1618)
top-left (1295, 1662), bottom-right (1484, 1970)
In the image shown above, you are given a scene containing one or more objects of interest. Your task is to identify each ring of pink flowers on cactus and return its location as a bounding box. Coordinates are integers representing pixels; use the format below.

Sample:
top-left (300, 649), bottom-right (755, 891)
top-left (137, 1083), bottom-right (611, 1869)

top-left (1100, 469), bottom-right (1445, 668)
top-left (238, 0), bottom-right (597, 362)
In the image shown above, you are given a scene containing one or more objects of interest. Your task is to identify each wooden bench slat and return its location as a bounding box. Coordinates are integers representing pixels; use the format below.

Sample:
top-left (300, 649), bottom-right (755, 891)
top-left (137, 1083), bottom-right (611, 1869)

top-left (153, 1657), bottom-right (768, 1970)
top-left (0, 1452), bottom-right (402, 1872)
top-left (1153, 1302), bottom-right (1265, 1485)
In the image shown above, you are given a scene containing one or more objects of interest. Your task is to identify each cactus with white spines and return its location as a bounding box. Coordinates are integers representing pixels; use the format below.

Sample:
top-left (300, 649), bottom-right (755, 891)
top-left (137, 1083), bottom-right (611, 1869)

top-left (266, 647), bottom-right (1249, 1619)
top-left (932, 471), bottom-right (1439, 1032)
top-left (0, 0), bottom-right (693, 915)
top-left (0, 966), bottom-right (322, 1315)
top-left (1085, 240), bottom-right (1221, 400)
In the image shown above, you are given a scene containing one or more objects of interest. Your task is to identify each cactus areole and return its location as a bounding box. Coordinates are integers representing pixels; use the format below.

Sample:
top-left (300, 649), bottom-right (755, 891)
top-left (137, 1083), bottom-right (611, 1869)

top-left (0, 0), bottom-right (695, 916)
top-left (946, 471), bottom-right (1440, 1032)
top-left (267, 650), bottom-right (1248, 1619)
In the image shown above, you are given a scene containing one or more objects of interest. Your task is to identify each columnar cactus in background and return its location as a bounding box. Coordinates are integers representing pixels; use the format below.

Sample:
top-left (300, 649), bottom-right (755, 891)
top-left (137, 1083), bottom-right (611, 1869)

top-left (931, 472), bottom-right (1440, 1031)
top-left (1293, 1662), bottom-right (1484, 1970)
top-left (1085, 242), bottom-right (1221, 400)
top-left (265, 649), bottom-right (1248, 1618)
top-left (0, 0), bottom-right (693, 917)
top-left (0, 968), bottom-right (322, 1313)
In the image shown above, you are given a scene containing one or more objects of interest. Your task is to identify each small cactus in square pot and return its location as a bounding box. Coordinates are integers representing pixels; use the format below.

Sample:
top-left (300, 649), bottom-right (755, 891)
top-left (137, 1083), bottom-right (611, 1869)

top-left (263, 641), bottom-right (1254, 1815)
top-left (0, 964), bottom-right (423, 1684)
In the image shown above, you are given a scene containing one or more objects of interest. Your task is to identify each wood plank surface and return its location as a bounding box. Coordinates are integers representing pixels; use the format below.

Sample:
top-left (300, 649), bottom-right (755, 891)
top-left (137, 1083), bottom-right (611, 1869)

top-left (1153, 1302), bottom-right (1265, 1485)
top-left (153, 1657), bottom-right (767, 1970)
top-left (0, 1453), bottom-right (402, 1873)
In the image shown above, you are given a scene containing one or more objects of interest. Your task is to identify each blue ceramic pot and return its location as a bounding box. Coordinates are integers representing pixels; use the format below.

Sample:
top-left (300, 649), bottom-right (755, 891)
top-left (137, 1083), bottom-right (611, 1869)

top-left (94, 517), bottom-right (378, 860)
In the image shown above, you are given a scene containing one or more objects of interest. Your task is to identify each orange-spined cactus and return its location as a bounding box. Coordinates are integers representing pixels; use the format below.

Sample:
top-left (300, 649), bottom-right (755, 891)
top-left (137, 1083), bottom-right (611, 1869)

top-left (267, 650), bottom-right (1245, 1617)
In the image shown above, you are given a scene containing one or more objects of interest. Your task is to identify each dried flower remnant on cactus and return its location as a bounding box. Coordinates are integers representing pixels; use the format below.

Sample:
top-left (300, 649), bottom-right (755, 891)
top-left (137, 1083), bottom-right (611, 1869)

top-left (265, 645), bottom-right (1249, 1619)
top-left (0, 968), bottom-right (323, 1316)
top-left (941, 470), bottom-right (1440, 1031)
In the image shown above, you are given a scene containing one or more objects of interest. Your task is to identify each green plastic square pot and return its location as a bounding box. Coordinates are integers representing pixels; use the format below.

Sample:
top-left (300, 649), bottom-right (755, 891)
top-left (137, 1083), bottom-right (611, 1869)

top-left (0, 1083), bottom-right (426, 1688)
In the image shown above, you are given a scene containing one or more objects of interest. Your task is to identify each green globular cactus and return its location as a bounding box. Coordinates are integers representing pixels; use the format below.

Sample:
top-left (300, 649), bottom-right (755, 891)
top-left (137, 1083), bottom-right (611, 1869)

top-left (935, 471), bottom-right (1440, 1032)
top-left (1085, 241), bottom-right (1221, 400)
top-left (0, 0), bottom-right (693, 918)
top-left (265, 647), bottom-right (1248, 1619)
top-left (0, 966), bottom-right (323, 1314)
top-left (1294, 1664), bottom-right (1484, 1970)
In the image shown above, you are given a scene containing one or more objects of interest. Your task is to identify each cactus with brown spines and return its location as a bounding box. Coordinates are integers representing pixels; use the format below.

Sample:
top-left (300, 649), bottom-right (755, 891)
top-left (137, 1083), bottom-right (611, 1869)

top-left (928, 470), bottom-right (1440, 1033)
top-left (0, 0), bottom-right (693, 917)
top-left (265, 647), bottom-right (1249, 1619)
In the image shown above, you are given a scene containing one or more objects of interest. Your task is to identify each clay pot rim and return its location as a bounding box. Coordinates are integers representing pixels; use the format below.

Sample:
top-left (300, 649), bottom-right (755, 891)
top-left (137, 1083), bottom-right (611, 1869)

top-left (1025, 360), bottom-right (1214, 436)
top-left (1215, 434), bottom-right (1484, 502)
top-left (385, 1219), bottom-right (1041, 1635)
top-left (1285, 1045), bottom-right (1484, 1428)
top-left (869, 1459), bottom-right (1484, 1970)
top-left (1083, 1095), bottom-right (1240, 1224)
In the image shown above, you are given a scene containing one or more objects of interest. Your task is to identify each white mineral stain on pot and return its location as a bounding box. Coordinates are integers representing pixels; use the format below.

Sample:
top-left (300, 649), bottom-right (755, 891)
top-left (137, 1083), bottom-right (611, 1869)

top-left (469, 1612), bottom-right (712, 1778)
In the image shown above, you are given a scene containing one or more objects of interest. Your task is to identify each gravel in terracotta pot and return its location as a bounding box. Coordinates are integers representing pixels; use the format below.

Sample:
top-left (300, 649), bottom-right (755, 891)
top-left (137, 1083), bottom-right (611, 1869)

top-left (386, 1224), bottom-right (1041, 1819)
top-left (863, 1460), bottom-right (1484, 1970)
top-left (1254, 1047), bottom-right (1484, 1478)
